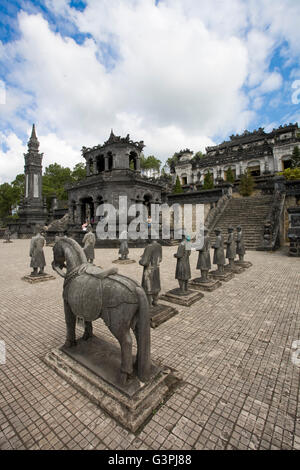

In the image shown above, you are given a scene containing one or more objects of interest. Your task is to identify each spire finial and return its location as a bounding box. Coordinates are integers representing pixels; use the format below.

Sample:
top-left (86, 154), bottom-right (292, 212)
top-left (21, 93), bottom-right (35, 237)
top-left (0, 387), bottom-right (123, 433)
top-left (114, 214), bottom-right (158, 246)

top-left (31, 123), bottom-right (37, 139)
top-left (28, 123), bottom-right (39, 151)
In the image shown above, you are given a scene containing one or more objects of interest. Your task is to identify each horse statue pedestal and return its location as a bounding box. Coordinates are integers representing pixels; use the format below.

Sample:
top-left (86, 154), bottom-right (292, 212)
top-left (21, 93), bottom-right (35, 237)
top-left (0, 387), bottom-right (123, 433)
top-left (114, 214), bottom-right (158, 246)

top-left (46, 236), bottom-right (175, 432)
top-left (160, 288), bottom-right (204, 307)
top-left (44, 336), bottom-right (172, 432)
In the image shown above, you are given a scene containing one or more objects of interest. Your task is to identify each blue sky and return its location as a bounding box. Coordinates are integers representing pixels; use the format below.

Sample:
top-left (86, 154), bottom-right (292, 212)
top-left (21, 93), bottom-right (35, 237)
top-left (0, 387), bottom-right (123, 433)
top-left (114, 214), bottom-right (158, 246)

top-left (0, 0), bottom-right (300, 182)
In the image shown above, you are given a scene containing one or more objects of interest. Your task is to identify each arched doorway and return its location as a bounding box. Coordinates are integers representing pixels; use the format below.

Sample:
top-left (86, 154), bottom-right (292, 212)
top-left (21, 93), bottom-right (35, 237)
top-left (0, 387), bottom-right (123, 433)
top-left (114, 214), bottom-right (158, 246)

top-left (181, 174), bottom-right (188, 185)
top-left (282, 156), bottom-right (292, 170)
top-left (96, 154), bottom-right (105, 173)
top-left (80, 197), bottom-right (94, 224)
top-left (247, 161), bottom-right (261, 177)
top-left (129, 151), bottom-right (138, 170)
top-left (143, 193), bottom-right (152, 216)
top-left (107, 152), bottom-right (114, 170)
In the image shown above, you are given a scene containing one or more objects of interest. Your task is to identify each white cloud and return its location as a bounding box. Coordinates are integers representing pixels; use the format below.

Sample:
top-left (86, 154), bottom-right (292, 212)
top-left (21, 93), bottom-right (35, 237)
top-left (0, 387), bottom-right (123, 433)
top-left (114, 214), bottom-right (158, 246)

top-left (1, 0), bottom-right (300, 182)
top-left (0, 132), bottom-right (26, 183)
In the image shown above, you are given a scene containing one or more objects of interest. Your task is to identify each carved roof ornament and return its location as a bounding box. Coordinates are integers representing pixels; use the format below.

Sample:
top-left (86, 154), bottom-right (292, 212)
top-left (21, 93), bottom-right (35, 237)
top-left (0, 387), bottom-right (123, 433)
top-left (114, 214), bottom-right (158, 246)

top-left (82, 130), bottom-right (145, 156)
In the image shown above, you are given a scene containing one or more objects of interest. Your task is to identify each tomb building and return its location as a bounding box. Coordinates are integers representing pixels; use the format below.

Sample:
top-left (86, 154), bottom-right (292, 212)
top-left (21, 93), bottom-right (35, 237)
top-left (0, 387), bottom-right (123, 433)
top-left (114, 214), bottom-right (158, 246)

top-left (173, 123), bottom-right (300, 189)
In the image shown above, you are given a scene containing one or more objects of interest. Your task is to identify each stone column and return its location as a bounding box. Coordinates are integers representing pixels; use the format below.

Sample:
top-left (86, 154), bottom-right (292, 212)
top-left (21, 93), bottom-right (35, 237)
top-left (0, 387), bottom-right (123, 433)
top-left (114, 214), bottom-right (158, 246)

top-left (68, 204), bottom-right (74, 224)
top-left (75, 203), bottom-right (82, 225)
top-left (93, 200), bottom-right (99, 221)
top-left (111, 154), bottom-right (116, 170)
top-left (259, 159), bottom-right (264, 175)
top-left (86, 163), bottom-right (90, 177)
top-left (104, 155), bottom-right (109, 171)
top-left (264, 155), bottom-right (270, 174)
top-left (136, 157), bottom-right (141, 172)
top-left (93, 158), bottom-right (97, 174)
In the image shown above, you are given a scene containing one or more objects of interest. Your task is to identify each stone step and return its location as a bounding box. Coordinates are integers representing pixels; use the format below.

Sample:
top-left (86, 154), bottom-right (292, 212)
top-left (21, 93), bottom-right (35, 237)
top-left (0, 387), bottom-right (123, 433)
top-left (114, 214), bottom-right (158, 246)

top-left (209, 194), bottom-right (273, 249)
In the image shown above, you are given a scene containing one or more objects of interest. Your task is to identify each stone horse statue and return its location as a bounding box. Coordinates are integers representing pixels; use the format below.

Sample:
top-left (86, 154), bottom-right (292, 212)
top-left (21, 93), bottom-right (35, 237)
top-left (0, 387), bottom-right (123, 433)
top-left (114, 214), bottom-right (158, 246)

top-left (52, 237), bottom-right (151, 384)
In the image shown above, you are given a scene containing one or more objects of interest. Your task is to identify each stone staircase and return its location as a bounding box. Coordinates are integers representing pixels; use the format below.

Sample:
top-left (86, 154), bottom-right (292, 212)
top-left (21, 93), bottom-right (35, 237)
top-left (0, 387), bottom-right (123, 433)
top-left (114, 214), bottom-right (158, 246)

top-left (210, 194), bottom-right (274, 250)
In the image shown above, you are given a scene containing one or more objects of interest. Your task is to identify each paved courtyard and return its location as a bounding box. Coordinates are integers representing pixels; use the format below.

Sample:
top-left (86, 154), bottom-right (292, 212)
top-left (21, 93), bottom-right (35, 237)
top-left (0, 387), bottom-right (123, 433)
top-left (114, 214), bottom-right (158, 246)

top-left (0, 240), bottom-right (299, 450)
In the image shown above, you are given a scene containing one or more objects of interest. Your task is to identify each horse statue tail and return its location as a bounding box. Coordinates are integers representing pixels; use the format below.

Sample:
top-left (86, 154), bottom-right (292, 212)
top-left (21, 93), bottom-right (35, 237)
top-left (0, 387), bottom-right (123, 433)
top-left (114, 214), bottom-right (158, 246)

top-left (135, 286), bottom-right (151, 382)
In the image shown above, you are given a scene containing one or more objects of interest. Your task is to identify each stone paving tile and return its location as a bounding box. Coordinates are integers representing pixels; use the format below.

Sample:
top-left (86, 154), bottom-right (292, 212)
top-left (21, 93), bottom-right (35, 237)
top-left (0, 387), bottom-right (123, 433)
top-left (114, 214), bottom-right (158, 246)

top-left (0, 241), bottom-right (299, 450)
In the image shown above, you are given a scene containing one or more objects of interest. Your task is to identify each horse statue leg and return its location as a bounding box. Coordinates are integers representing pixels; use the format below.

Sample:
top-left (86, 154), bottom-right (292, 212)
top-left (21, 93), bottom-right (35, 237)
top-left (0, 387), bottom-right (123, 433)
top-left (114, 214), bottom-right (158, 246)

top-left (107, 305), bottom-right (135, 385)
top-left (63, 300), bottom-right (76, 347)
top-left (82, 320), bottom-right (93, 341)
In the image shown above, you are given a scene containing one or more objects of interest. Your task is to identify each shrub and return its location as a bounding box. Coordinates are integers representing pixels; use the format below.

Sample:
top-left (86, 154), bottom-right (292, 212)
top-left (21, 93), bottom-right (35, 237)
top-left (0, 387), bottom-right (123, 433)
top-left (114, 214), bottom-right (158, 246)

top-left (173, 175), bottom-right (183, 193)
top-left (239, 169), bottom-right (254, 196)
top-left (203, 171), bottom-right (214, 189)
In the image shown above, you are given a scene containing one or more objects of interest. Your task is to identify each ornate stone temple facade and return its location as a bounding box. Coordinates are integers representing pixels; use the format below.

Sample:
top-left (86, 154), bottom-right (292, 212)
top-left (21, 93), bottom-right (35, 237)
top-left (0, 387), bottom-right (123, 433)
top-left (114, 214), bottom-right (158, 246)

top-left (8, 125), bottom-right (47, 236)
top-left (173, 123), bottom-right (300, 189)
top-left (66, 131), bottom-right (167, 232)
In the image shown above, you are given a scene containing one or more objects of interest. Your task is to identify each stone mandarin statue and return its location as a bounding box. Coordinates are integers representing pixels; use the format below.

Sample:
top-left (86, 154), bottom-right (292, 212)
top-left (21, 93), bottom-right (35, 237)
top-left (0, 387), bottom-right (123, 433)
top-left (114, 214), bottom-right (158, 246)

top-left (174, 233), bottom-right (191, 293)
top-left (119, 230), bottom-right (129, 260)
top-left (82, 224), bottom-right (96, 264)
top-left (212, 228), bottom-right (225, 273)
top-left (236, 226), bottom-right (246, 262)
top-left (4, 228), bottom-right (12, 243)
top-left (30, 227), bottom-right (46, 276)
top-left (139, 239), bottom-right (162, 307)
top-left (196, 228), bottom-right (211, 282)
top-left (225, 227), bottom-right (236, 268)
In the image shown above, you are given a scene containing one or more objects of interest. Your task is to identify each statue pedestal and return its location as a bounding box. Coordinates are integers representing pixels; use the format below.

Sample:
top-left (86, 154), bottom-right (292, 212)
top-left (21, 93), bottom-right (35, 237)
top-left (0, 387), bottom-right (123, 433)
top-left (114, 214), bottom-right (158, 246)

top-left (234, 260), bottom-right (252, 268)
top-left (160, 288), bottom-right (204, 306)
top-left (224, 263), bottom-right (245, 274)
top-left (22, 273), bottom-right (56, 283)
top-left (150, 303), bottom-right (178, 328)
top-left (112, 259), bottom-right (136, 264)
top-left (189, 277), bottom-right (222, 292)
top-left (44, 336), bottom-right (172, 432)
top-left (209, 270), bottom-right (234, 282)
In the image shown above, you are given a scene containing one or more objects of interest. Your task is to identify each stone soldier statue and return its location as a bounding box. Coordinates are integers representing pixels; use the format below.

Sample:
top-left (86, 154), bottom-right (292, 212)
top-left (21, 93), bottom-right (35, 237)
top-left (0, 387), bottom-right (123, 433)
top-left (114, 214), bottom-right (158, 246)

top-left (30, 227), bottom-right (46, 276)
top-left (212, 228), bottom-right (225, 273)
top-left (196, 228), bottom-right (211, 282)
top-left (236, 226), bottom-right (246, 262)
top-left (82, 224), bottom-right (96, 263)
top-left (119, 230), bottom-right (129, 260)
top-left (174, 233), bottom-right (191, 293)
top-left (225, 227), bottom-right (236, 268)
top-left (139, 239), bottom-right (162, 307)
top-left (4, 228), bottom-right (12, 243)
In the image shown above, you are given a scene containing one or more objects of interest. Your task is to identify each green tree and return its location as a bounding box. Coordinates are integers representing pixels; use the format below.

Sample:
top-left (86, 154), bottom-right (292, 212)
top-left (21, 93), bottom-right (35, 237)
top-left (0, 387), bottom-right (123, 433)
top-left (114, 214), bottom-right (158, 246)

top-left (140, 155), bottom-right (161, 175)
top-left (11, 174), bottom-right (25, 201)
top-left (291, 145), bottom-right (300, 169)
top-left (72, 163), bottom-right (86, 182)
top-left (226, 167), bottom-right (235, 183)
top-left (203, 171), bottom-right (214, 189)
top-left (0, 183), bottom-right (17, 219)
top-left (239, 169), bottom-right (254, 196)
top-left (193, 151), bottom-right (205, 160)
top-left (173, 175), bottom-right (183, 193)
top-left (42, 163), bottom-right (73, 205)
top-left (166, 152), bottom-right (179, 171)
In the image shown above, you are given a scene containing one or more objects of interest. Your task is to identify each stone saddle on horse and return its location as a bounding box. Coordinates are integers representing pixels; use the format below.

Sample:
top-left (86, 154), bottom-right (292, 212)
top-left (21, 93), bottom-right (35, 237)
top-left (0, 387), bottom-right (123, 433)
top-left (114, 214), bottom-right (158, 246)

top-left (52, 237), bottom-right (151, 384)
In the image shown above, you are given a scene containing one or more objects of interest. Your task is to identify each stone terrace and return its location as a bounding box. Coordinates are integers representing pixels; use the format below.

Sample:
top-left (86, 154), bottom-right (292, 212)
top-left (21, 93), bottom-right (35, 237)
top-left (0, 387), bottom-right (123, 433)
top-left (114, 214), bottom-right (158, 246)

top-left (0, 240), bottom-right (299, 450)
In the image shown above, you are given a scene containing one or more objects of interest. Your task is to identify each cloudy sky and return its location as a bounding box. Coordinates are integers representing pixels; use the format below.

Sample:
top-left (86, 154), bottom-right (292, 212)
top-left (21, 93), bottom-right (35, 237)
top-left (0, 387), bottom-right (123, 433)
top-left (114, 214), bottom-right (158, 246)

top-left (0, 0), bottom-right (300, 183)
